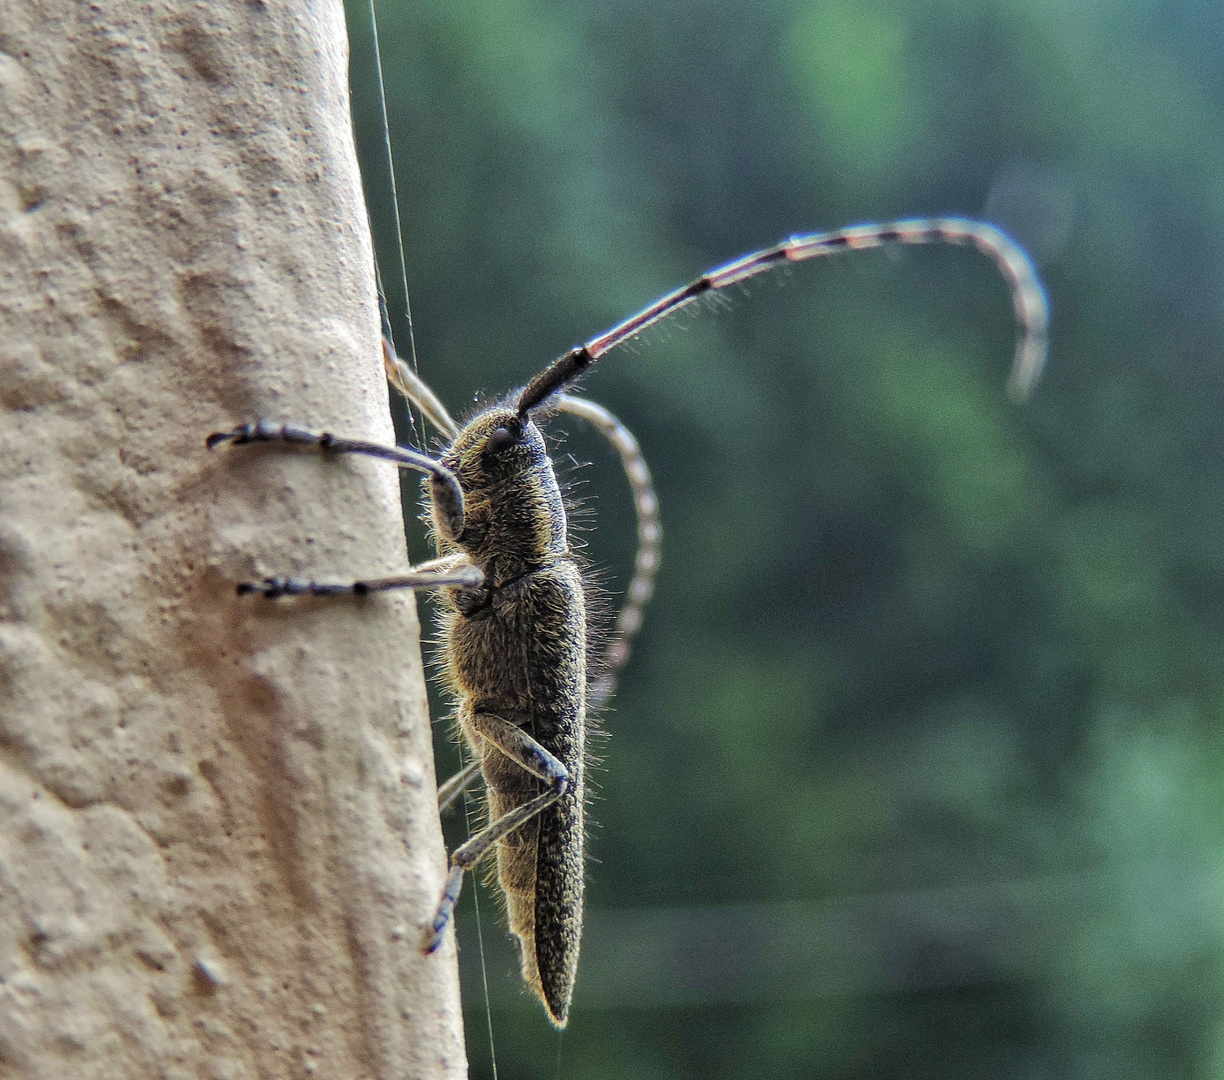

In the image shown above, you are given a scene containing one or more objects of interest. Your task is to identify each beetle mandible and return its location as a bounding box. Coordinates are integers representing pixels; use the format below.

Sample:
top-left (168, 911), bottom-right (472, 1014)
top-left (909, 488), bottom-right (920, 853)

top-left (208, 216), bottom-right (1049, 1027)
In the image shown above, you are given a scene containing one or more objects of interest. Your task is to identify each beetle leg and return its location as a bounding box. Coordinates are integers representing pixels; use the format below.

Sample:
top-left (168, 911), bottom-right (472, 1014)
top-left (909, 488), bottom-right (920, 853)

top-left (235, 554), bottom-right (481, 599)
top-left (435, 757), bottom-right (483, 814)
top-left (423, 713), bottom-right (569, 954)
top-left (207, 418), bottom-right (466, 540)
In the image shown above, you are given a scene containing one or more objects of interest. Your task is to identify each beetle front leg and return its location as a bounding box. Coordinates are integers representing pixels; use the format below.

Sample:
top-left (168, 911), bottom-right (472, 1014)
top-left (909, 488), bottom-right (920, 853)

top-left (207, 418), bottom-right (466, 538)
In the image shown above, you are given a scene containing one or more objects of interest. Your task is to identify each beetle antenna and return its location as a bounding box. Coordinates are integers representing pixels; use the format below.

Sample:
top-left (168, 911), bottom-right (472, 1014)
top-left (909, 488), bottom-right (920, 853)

top-left (517, 217), bottom-right (1049, 416)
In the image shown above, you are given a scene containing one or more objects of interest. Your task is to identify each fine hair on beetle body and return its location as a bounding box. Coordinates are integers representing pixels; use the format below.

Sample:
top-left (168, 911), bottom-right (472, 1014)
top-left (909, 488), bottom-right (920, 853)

top-left (207, 216), bottom-right (1050, 1029)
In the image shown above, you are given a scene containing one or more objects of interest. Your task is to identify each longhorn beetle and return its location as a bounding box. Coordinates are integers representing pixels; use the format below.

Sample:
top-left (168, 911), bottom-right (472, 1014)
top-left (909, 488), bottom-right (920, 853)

top-left (208, 217), bottom-right (1049, 1027)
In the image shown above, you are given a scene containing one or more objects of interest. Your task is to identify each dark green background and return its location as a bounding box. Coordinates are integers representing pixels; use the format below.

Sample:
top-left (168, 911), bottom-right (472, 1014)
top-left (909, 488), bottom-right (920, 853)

top-left (344, 1), bottom-right (1224, 1076)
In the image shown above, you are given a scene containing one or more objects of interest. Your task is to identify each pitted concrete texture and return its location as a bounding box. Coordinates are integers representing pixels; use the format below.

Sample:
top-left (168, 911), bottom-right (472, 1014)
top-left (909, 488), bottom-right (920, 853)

top-left (0, 1), bottom-right (465, 1076)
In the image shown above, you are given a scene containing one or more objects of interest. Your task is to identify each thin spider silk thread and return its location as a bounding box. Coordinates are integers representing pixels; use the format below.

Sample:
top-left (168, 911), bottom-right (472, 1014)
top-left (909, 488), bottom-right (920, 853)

top-left (366, 3), bottom-right (501, 1074)
top-left (463, 766), bottom-right (500, 1080)
top-left (366, 0), bottom-right (425, 449)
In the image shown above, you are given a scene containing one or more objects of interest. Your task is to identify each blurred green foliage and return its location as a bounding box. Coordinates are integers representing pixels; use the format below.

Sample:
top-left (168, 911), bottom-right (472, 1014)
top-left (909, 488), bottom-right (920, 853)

top-left (344, 0), bottom-right (1224, 1075)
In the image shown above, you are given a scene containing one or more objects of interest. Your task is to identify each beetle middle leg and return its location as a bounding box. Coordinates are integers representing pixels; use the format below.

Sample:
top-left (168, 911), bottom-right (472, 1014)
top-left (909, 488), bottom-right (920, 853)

top-left (436, 757), bottom-right (483, 813)
top-left (423, 712), bottom-right (570, 954)
top-left (236, 554), bottom-right (481, 599)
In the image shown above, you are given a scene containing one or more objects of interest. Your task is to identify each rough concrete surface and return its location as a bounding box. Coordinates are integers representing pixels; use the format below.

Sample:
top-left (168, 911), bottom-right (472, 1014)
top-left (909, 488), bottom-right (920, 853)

top-left (0, 1), bottom-right (466, 1076)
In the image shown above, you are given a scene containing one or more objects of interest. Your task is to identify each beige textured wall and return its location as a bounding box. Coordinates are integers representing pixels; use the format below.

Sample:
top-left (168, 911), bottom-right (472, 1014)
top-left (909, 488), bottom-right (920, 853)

top-left (0, 1), bottom-right (465, 1076)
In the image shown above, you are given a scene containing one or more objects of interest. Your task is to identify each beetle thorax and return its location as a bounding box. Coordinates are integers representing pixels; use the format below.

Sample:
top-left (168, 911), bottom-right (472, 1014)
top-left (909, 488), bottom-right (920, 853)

top-left (435, 408), bottom-right (568, 585)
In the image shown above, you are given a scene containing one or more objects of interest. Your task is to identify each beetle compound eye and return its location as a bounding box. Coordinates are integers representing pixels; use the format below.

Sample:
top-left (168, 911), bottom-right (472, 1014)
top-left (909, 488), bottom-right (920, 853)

top-left (485, 425), bottom-right (517, 456)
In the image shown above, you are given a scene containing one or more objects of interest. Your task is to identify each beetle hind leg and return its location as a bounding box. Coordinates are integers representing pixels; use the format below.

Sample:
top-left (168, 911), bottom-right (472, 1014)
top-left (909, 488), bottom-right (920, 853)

top-left (422, 713), bottom-right (569, 954)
